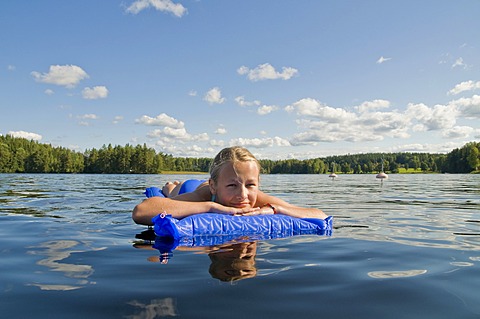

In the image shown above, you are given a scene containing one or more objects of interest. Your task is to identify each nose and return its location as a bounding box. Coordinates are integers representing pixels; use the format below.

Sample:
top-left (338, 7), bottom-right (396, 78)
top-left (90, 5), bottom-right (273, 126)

top-left (237, 184), bottom-right (248, 200)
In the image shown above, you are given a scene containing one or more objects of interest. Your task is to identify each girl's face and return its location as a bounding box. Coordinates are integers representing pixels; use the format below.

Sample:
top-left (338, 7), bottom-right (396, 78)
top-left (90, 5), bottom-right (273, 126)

top-left (210, 161), bottom-right (260, 209)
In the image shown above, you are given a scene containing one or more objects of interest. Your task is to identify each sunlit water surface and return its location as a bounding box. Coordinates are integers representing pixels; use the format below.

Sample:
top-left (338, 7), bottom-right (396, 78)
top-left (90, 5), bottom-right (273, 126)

top-left (1, 173), bottom-right (479, 318)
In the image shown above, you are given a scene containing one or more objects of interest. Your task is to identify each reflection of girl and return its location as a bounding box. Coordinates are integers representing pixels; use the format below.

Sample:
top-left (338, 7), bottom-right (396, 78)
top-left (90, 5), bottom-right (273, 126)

top-left (132, 146), bottom-right (328, 225)
top-left (208, 242), bottom-right (257, 282)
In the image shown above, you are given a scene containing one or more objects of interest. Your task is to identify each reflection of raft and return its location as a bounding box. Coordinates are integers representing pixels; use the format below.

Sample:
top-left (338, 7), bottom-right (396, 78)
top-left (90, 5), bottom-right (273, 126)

top-left (143, 181), bottom-right (333, 247)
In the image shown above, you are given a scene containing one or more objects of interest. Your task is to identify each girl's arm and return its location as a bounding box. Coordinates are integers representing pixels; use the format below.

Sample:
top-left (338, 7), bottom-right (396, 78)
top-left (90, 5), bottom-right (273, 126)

top-left (132, 186), bottom-right (259, 225)
top-left (254, 191), bottom-right (328, 219)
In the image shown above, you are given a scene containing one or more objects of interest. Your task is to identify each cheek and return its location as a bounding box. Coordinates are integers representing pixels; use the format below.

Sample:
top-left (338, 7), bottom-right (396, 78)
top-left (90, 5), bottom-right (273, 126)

top-left (215, 189), bottom-right (232, 203)
top-left (248, 189), bottom-right (258, 201)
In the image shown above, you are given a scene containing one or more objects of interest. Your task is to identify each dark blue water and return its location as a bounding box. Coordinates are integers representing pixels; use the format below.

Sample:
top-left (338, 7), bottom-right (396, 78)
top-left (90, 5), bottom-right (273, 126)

top-left (1, 173), bottom-right (479, 318)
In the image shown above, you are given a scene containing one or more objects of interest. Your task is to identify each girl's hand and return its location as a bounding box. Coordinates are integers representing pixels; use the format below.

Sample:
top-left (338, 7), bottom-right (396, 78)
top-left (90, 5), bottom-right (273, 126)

top-left (210, 203), bottom-right (261, 216)
top-left (235, 206), bottom-right (273, 216)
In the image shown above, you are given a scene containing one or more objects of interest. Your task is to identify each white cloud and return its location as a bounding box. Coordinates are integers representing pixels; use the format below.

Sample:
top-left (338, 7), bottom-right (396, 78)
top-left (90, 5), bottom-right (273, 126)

top-left (449, 94), bottom-right (480, 119)
top-left (138, 113), bottom-right (209, 146)
top-left (388, 142), bottom-right (461, 154)
top-left (358, 111), bottom-right (410, 137)
top-left (237, 63), bottom-right (298, 81)
top-left (31, 65), bottom-right (89, 88)
top-left (149, 127), bottom-right (209, 144)
top-left (82, 86), bottom-right (109, 99)
top-left (188, 90), bottom-right (197, 96)
top-left (235, 96), bottom-right (261, 107)
top-left (113, 116), bottom-right (124, 124)
top-left (286, 98), bottom-right (413, 145)
top-left (163, 127), bottom-right (190, 139)
top-left (442, 126), bottom-right (474, 139)
top-left (356, 99), bottom-right (390, 113)
top-left (215, 126), bottom-right (227, 135)
top-left (209, 139), bottom-right (226, 148)
top-left (448, 80), bottom-right (480, 95)
top-left (7, 65), bottom-right (15, 71)
top-left (44, 89), bottom-right (54, 95)
top-left (257, 105), bottom-right (278, 115)
top-left (203, 87), bottom-right (226, 104)
top-left (7, 131), bottom-right (42, 141)
top-left (135, 113), bottom-right (184, 128)
top-left (230, 137), bottom-right (291, 148)
top-left (376, 56), bottom-right (392, 64)
top-left (290, 119), bottom-right (386, 145)
top-left (406, 103), bottom-right (457, 131)
top-left (125, 0), bottom-right (187, 17)
top-left (452, 57), bottom-right (467, 69)
top-left (157, 144), bottom-right (215, 157)
top-left (78, 114), bottom-right (98, 120)
top-left (286, 98), bottom-right (356, 122)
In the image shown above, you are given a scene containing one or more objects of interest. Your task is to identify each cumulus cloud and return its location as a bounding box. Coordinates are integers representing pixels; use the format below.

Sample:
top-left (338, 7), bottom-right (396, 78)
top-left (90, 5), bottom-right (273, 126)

top-left (448, 94), bottom-right (480, 119)
top-left (257, 105), bottom-right (278, 115)
top-left (356, 99), bottom-right (390, 113)
top-left (285, 98), bottom-right (356, 123)
top-left (147, 127), bottom-right (208, 143)
top-left (235, 96), bottom-right (261, 107)
top-left (290, 120), bottom-right (385, 145)
top-left (448, 80), bottom-right (480, 95)
top-left (158, 144), bottom-right (215, 157)
top-left (215, 126), bottom-right (227, 135)
top-left (135, 113), bottom-right (184, 128)
top-left (137, 113), bottom-right (209, 146)
top-left (406, 103), bottom-right (457, 131)
top-left (31, 65), bottom-right (89, 88)
top-left (442, 126), bottom-right (474, 139)
top-left (203, 87), bottom-right (226, 104)
top-left (82, 86), bottom-right (109, 99)
top-left (376, 56), bottom-right (392, 64)
top-left (209, 139), bottom-right (226, 148)
top-left (237, 63), bottom-right (298, 81)
top-left (230, 137), bottom-right (291, 148)
top-left (286, 98), bottom-right (412, 145)
top-left (7, 131), bottom-right (42, 141)
top-left (125, 0), bottom-right (186, 17)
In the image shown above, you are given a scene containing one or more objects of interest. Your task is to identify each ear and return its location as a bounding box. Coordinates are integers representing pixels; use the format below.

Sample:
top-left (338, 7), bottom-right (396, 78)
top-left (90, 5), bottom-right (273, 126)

top-left (208, 178), bottom-right (217, 195)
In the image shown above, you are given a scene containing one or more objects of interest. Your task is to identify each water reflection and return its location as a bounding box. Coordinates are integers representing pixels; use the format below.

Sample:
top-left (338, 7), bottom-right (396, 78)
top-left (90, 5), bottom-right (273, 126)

top-left (368, 269), bottom-right (427, 278)
top-left (208, 242), bottom-right (257, 282)
top-left (134, 229), bottom-right (258, 282)
top-left (27, 240), bottom-right (106, 291)
top-left (127, 297), bottom-right (178, 318)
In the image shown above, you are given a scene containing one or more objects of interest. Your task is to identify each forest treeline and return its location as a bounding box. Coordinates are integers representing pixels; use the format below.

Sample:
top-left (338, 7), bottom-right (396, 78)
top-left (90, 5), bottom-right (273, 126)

top-left (0, 135), bottom-right (479, 174)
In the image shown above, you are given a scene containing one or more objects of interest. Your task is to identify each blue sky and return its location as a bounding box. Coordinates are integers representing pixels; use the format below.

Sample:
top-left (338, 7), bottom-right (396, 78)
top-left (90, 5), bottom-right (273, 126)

top-left (1, 0), bottom-right (479, 160)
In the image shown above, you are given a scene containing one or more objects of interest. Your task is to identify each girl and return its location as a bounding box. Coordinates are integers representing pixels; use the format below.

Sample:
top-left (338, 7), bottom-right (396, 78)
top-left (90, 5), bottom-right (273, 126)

top-left (132, 146), bottom-right (328, 225)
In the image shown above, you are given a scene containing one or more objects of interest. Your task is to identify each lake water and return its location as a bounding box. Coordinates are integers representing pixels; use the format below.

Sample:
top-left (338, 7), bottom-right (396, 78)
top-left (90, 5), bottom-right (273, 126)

top-left (1, 173), bottom-right (479, 318)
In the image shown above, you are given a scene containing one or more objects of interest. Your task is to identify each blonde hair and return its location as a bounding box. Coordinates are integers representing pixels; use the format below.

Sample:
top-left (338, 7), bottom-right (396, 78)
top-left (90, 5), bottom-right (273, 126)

top-left (209, 146), bottom-right (261, 183)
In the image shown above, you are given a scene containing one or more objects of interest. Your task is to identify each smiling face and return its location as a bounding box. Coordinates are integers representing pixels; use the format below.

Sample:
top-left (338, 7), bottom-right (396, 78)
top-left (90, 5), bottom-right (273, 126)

top-left (209, 160), bottom-right (260, 209)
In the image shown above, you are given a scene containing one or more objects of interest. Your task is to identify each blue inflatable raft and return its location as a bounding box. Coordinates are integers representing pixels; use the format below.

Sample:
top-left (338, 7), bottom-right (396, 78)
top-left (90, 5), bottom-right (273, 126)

top-left (144, 181), bottom-right (333, 247)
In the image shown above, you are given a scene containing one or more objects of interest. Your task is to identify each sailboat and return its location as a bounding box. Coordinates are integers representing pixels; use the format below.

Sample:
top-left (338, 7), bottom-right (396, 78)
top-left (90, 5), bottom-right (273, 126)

top-left (329, 162), bottom-right (338, 179)
top-left (376, 158), bottom-right (388, 180)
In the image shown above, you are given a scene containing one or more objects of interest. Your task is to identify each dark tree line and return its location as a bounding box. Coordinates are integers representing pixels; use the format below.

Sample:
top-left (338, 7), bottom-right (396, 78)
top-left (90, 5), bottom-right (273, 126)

top-left (0, 135), bottom-right (478, 174)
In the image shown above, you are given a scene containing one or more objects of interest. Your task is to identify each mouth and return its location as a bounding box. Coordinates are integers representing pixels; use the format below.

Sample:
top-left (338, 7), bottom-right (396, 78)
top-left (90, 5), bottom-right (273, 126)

top-left (231, 202), bottom-right (250, 208)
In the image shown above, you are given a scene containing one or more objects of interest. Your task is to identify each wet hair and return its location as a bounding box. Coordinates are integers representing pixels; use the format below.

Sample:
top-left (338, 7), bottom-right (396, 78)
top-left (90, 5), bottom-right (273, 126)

top-left (209, 146), bottom-right (261, 183)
